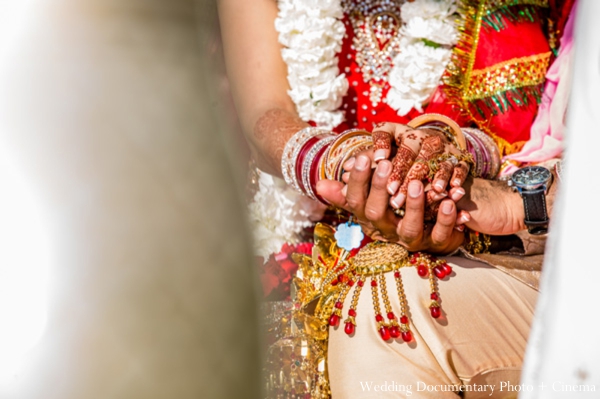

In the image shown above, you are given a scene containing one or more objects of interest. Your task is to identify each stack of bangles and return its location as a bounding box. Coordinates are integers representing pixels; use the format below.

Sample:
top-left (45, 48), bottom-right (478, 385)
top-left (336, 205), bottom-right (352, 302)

top-left (281, 116), bottom-right (502, 204)
top-left (462, 127), bottom-right (501, 179)
top-left (281, 127), bottom-right (373, 203)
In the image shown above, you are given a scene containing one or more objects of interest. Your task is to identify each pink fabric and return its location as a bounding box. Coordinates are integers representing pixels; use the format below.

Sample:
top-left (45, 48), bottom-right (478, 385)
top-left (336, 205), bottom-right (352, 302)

top-left (502, 2), bottom-right (577, 175)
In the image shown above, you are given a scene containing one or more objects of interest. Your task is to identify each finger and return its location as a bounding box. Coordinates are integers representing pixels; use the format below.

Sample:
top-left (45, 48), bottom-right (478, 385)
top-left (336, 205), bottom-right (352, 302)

top-left (363, 161), bottom-right (400, 240)
top-left (342, 157), bottom-right (355, 172)
top-left (372, 130), bottom-right (393, 162)
top-left (456, 210), bottom-right (471, 225)
top-left (316, 180), bottom-right (348, 210)
top-left (390, 134), bottom-right (445, 207)
top-left (386, 127), bottom-right (425, 196)
top-left (345, 154), bottom-right (372, 220)
top-left (450, 161), bottom-right (470, 188)
top-left (430, 199), bottom-right (457, 247)
top-left (432, 160), bottom-right (453, 193)
top-left (342, 172), bottom-right (349, 183)
top-left (387, 145), bottom-right (418, 199)
top-left (342, 148), bottom-right (376, 173)
top-left (448, 186), bottom-right (466, 202)
top-left (392, 123), bottom-right (417, 147)
top-left (390, 160), bottom-right (429, 209)
top-left (398, 180), bottom-right (425, 246)
top-left (426, 189), bottom-right (447, 206)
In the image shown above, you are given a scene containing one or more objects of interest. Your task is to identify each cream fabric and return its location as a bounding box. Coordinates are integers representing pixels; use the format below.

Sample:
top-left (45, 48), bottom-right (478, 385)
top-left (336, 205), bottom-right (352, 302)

top-left (328, 257), bottom-right (537, 399)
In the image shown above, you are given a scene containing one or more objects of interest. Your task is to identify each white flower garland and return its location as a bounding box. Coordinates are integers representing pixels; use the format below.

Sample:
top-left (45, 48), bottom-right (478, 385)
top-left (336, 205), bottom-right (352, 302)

top-left (275, 0), bottom-right (349, 129)
top-left (387, 0), bottom-right (459, 115)
top-left (248, 171), bottom-right (325, 259)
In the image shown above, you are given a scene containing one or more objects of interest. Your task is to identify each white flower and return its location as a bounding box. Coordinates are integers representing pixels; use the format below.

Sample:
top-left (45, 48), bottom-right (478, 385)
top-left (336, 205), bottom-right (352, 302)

top-left (400, 0), bottom-right (457, 20)
top-left (386, 0), bottom-right (459, 116)
top-left (402, 17), bottom-right (459, 45)
top-left (275, 0), bottom-right (348, 129)
top-left (248, 171), bottom-right (325, 258)
top-left (387, 40), bottom-right (453, 115)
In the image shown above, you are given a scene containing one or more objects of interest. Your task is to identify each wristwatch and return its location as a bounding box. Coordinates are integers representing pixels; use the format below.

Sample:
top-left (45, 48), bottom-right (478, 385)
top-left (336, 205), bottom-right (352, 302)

top-left (508, 165), bottom-right (552, 235)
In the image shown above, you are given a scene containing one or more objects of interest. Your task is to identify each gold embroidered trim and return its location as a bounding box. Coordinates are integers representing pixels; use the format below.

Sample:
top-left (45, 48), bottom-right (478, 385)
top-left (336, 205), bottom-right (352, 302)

top-left (465, 52), bottom-right (552, 101)
top-left (485, 0), bottom-right (548, 13)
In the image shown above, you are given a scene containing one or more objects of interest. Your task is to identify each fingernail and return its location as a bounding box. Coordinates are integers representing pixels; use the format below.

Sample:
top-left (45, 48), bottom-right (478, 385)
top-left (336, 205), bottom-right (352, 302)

top-left (457, 212), bottom-right (471, 224)
top-left (434, 180), bottom-right (445, 191)
top-left (341, 185), bottom-right (347, 196)
top-left (374, 149), bottom-right (386, 162)
top-left (355, 155), bottom-right (369, 171)
top-left (342, 172), bottom-right (349, 183)
top-left (391, 193), bottom-right (405, 209)
top-left (408, 181), bottom-right (422, 198)
top-left (442, 201), bottom-right (454, 215)
top-left (377, 161), bottom-right (390, 176)
top-left (452, 178), bottom-right (461, 186)
top-left (454, 225), bottom-right (465, 232)
top-left (451, 187), bottom-right (465, 201)
top-left (387, 180), bottom-right (400, 195)
top-left (343, 157), bottom-right (355, 170)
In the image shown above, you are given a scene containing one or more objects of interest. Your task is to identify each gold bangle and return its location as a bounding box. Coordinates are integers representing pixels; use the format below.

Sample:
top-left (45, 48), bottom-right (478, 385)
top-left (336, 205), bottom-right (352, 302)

top-left (407, 113), bottom-right (467, 151)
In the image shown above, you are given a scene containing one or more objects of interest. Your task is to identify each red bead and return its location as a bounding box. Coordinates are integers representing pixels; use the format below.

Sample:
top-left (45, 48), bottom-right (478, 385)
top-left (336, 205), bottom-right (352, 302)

top-left (371, 280), bottom-right (377, 287)
top-left (394, 271), bottom-right (401, 278)
top-left (433, 266), bottom-right (446, 279)
top-left (348, 280), bottom-right (355, 287)
top-left (375, 314), bottom-right (384, 322)
top-left (400, 315), bottom-right (409, 324)
top-left (348, 308), bottom-right (357, 317)
top-left (430, 306), bottom-right (441, 319)
top-left (410, 257), bottom-right (417, 264)
top-left (417, 265), bottom-right (428, 277)
top-left (344, 322), bottom-right (355, 335)
top-left (387, 312), bottom-right (395, 320)
top-left (357, 280), bottom-right (364, 287)
top-left (430, 292), bottom-right (439, 300)
top-left (402, 331), bottom-right (413, 342)
top-left (379, 325), bottom-right (391, 341)
top-left (389, 325), bottom-right (400, 338)
top-left (331, 279), bottom-right (338, 286)
top-left (335, 301), bottom-right (343, 309)
top-left (442, 264), bottom-right (453, 275)
top-left (329, 314), bottom-right (340, 326)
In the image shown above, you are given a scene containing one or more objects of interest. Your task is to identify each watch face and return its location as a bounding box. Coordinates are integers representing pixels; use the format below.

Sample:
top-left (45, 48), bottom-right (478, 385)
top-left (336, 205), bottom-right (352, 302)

top-left (511, 166), bottom-right (552, 190)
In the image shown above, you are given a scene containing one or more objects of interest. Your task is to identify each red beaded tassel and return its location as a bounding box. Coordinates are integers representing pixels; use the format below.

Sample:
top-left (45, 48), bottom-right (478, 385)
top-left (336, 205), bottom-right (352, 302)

top-left (393, 270), bottom-right (413, 342)
top-left (329, 277), bottom-right (354, 327)
top-left (344, 276), bottom-right (365, 335)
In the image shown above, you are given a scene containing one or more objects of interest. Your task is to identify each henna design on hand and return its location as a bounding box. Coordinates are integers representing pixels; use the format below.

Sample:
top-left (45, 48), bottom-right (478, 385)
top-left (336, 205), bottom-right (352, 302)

top-left (433, 161), bottom-right (453, 187)
top-left (388, 145), bottom-right (417, 184)
top-left (253, 108), bottom-right (307, 174)
top-left (372, 130), bottom-right (392, 151)
top-left (451, 161), bottom-right (470, 186)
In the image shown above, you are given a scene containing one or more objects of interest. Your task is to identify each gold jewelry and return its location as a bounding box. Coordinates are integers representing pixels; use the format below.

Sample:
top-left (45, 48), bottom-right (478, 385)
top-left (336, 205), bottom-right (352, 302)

top-left (408, 113), bottom-right (467, 151)
top-left (463, 229), bottom-right (492, 254)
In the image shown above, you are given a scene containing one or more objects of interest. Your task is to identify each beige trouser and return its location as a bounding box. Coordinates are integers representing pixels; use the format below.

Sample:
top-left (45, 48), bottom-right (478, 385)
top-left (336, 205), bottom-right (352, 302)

top-left (328, 257), bottom-right (538, 399)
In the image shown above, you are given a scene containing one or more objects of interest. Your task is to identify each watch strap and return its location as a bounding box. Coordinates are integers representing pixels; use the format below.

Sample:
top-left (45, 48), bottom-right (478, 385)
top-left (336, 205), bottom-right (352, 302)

top-left (521, 187), bottom-right (549, 235)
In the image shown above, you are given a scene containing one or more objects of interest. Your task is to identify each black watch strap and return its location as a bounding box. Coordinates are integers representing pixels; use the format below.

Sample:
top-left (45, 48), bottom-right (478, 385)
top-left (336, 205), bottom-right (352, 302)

top-left (521, 187), bottom-right (549, 235)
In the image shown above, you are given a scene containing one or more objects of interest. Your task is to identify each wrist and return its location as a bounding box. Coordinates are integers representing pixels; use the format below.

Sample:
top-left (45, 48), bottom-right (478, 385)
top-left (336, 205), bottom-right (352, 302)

top-left (456, 177), bottom-right (526, 235)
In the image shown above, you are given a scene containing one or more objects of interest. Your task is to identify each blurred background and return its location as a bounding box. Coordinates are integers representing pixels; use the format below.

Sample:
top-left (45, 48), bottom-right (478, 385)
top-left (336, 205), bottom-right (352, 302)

top-left (0, 0), bottom-right (260, 398)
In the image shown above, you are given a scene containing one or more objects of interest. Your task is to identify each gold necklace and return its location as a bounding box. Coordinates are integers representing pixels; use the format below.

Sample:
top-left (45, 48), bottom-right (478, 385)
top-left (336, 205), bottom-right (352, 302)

top-left (342, 0), bottom-right (407, 106)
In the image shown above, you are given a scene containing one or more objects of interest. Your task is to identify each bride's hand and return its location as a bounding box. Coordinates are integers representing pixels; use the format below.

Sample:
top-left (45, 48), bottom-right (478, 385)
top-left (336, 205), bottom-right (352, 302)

top-left (357, 122), bottom-right (471, 209)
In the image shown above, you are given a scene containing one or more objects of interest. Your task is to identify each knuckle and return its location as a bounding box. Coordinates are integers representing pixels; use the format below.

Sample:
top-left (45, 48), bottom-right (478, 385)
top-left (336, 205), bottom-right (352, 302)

top-left (364, 207), bottom-right (383, 221)
top-left (346, 197), bottom-right (362, 210)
